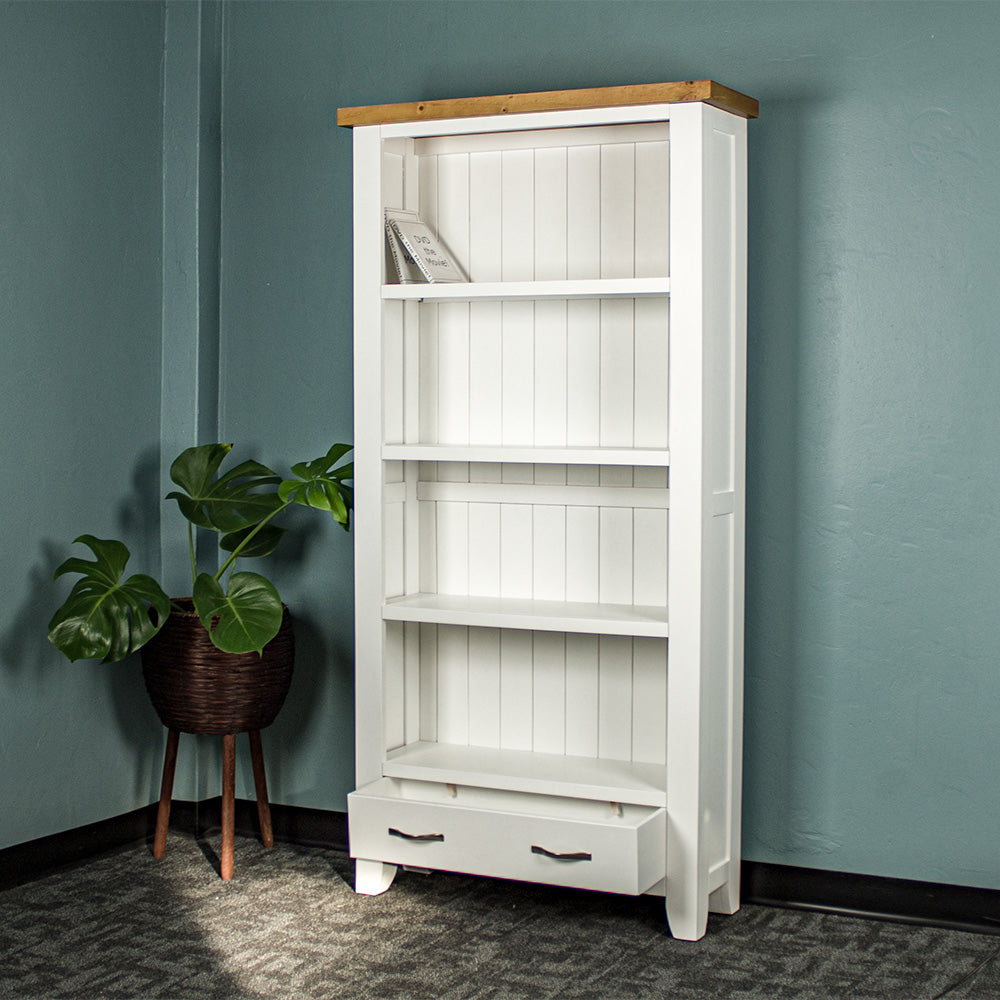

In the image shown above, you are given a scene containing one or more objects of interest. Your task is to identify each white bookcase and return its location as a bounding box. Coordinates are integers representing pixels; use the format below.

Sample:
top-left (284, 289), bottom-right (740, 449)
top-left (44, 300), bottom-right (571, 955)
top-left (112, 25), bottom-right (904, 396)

top-left (339, 81), bottom-right (756, 941)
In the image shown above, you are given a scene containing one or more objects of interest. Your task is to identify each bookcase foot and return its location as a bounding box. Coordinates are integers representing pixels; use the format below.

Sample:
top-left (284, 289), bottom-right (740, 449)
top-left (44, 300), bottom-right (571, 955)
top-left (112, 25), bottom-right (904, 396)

top-left (355, 859), bottom-right (398, 895)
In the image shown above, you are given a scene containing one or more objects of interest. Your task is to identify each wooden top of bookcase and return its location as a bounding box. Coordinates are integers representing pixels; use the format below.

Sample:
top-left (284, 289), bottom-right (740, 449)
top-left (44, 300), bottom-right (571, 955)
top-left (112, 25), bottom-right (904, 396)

top-left (338, 80), bottom-right (758, 127)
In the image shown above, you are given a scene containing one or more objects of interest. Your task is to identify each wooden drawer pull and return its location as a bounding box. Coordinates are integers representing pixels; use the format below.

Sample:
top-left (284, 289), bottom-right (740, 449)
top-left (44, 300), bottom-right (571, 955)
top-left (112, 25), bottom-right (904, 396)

top-left (388, 827), bottom-right (444, 842)
top-left (531, 844), bottom-right (592, 862)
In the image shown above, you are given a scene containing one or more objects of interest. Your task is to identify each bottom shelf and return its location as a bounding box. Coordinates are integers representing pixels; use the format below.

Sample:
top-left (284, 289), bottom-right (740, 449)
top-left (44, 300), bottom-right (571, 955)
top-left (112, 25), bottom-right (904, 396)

top-left (382, 740), bottom-right (667, 809)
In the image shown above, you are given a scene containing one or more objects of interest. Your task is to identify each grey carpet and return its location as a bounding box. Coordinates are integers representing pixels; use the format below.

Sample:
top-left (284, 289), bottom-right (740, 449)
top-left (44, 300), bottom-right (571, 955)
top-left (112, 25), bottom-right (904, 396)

top-left (0, 834), bottom-right (998, 1000)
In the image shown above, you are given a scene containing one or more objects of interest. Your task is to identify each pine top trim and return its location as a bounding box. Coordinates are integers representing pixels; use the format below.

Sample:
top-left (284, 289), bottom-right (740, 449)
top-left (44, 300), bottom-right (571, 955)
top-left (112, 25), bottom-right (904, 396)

top-left (337, 80), bottom-right (758, 127)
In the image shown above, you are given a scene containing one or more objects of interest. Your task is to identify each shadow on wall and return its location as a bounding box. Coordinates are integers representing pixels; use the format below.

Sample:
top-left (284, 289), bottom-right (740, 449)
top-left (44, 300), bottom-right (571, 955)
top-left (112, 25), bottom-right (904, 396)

top-left (0, 446), bottom-right (167, 804)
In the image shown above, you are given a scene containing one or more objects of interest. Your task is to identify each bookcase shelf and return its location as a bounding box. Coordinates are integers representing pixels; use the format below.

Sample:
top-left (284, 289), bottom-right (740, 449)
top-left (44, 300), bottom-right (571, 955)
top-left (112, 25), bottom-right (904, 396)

top-left (345, 83), bottom-right (751, 941)
top-left (382, 277), bottom-right (670, 301)
top-left (380, 444), bottom-right (671, 467)
top-left (383, 741), bottom-right (668, 809)
top-left (382, 593), bottom-right (669, 638)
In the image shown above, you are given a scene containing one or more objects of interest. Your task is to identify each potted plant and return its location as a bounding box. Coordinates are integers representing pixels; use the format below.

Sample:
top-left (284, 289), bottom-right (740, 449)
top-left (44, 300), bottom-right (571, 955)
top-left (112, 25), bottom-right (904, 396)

top-left (47, 441), bottom-right (352, 877)
top-left (48, 441), bottom-right (352, 664)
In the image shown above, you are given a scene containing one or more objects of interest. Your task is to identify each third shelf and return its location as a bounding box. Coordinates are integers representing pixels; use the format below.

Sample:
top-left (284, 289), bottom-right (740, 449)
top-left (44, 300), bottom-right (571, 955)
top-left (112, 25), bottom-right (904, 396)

top-left (382, 592), bottom-right (668, 638)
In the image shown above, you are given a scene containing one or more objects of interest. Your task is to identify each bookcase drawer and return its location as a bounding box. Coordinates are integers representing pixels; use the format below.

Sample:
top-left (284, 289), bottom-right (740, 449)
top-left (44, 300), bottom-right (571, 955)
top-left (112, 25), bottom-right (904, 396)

top-left (348, 778), bottom-right (665, 895)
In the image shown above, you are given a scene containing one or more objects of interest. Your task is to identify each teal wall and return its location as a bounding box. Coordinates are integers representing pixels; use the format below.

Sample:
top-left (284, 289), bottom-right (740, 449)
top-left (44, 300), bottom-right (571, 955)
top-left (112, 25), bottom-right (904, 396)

top-left (0, 2), bottom-right (167, 847)
top-left (2, 0), bottom-right (998, 894)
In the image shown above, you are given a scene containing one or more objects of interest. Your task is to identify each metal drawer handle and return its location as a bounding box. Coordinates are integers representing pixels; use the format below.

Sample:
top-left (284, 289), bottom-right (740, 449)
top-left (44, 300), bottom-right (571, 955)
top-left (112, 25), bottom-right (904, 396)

top-left (388, 827), bottom-right (444, 843)
top-left (531, 844), bottom-right (592, 862)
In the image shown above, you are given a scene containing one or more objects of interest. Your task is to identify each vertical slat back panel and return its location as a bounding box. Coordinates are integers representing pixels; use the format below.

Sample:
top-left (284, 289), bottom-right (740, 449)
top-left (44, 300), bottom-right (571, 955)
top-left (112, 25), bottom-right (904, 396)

top-left (383, 500), bottom-right (405, 598)
top-left (436, 302), bottom-right (470, 445)
top-left (419, 623), bottom-right (438, 741)
top-left (565, 634), bottom-right (599, 756)
top-left (500, 630), bottom-right (533, 750)
top-left (598, 635), bottom-right (633, 760)
top-left (599, 506), bottom-right (634, 605)
top-left (467, 501), bottom-right (501, 597)
top-left (501, 149), bottom-right (534, 281)
top-left (418, 152), bottom-right (439, 241)
top-left (501, 302), bottom-right (534, 445)
top-left (566, 300), bottom-right (601, 447)
top-left (532, 504), bottom-right (566, 601)
top-left (383, 305), bottom-right (404, 443)
top-left (600, 143), bottom-right (636, 279)
top-left (436, 625), bottom-right (469, 744)
top-left (633, 298), bottom-right (669, 449)
top-left (564, 505), bottom-right (600, 603)
top-left (635, 139), bottom-right (670, 278)
top-left (600, 300), bottom-right (636, 447)
top-left (533, 301), bottom-right (568, 446)
top-left (404, 621), bottom-right (421, 743)
top-left (418, 495), bottom-right (437, 593)
top-left (387, 122), bottom-right (677, 779)
top-left (436, 152), bottom-right (470, 273)
top-left (532, 632), bottom-right (567, 754)
top-left (566, 145), bottom-right (600, 279)
top-left (435, 500), bottom-right (468, 594)
top-left (631, 637), bottom-right (668, 765)
top-left (418, 305), bottom-right (439, 443)
top-left (468, 301), bottom-right (503, 445)
top-left (468, 627), bottom-right (502, 747)
top-left (533, 147), bottom-right (568, 280)
top-left (499, 503), bottom-right (533, 598)
top-left (469, 151), bottom-right (502, 281)
top-left (633, 507), bottom-right (669, 607)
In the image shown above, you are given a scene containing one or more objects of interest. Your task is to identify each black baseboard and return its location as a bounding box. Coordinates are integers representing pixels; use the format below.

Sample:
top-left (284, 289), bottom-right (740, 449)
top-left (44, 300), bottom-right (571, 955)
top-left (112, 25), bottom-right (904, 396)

top-left (3, 811), bottom-right (998, 937)
top-left (742, 860), bottom-right (1000, 937)
top-left (0, 804), bottom-right (158, 891)
top-left (184, 797), bottom-right (349, 852)
top-left (0, 800), bottom-right (348, 892)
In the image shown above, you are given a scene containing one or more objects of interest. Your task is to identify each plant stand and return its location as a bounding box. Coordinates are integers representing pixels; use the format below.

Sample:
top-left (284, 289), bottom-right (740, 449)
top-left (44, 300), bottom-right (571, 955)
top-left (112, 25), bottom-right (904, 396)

top-left (152, 727), bottom-right (274, 880)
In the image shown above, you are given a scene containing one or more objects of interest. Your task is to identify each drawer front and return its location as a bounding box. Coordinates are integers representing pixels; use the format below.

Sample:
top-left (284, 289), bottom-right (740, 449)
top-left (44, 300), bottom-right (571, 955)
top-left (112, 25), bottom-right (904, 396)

top-left (348, 782), bottom-right (665, 895)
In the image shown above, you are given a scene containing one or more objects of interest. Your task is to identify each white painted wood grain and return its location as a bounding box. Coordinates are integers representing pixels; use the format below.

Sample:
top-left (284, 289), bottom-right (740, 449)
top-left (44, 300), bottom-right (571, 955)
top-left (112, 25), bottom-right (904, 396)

top-left (501, 149), bottom-right (534, 282)
top-left (598, 635), bottom-right (633, 761)
top-left (567, 144), bottom-right (600, 280)
top-left (500, 629), bottom-right (533, 751)
top-left (532, 631), bottom-right (566, 754)
top-left (468, 626), bottom-right (502, 748)
top-left (469, 150), bottom-right (502, 282)
top-left (533, 146), bottom-right (568, 281)
top-left (436, 624), bottom-right (470, 744)
top-left (600, 142), bottom-right (636, 279)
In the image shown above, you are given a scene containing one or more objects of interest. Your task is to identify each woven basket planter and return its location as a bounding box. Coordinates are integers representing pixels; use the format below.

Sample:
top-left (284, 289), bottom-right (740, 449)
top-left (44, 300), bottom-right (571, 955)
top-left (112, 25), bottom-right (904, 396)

top-left (141, 599), bottom-right (294, 736)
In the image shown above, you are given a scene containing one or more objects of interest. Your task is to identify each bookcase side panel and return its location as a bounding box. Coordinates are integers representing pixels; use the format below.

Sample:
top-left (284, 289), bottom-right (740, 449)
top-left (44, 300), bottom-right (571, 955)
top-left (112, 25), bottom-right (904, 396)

top-left (700, 109), bottom-right (748, 907)
top-left (663, 101), bottom-right (709, 940)
top-left (354, 125), bottom-right (389, 787)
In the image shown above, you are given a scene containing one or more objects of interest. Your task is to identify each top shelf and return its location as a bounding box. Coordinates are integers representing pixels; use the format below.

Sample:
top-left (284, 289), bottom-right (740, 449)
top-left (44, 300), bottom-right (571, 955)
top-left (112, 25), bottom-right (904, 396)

top-left (338, 80), bottom-right (759, 126)
top-left (382, 277), bottom-right (669, 302)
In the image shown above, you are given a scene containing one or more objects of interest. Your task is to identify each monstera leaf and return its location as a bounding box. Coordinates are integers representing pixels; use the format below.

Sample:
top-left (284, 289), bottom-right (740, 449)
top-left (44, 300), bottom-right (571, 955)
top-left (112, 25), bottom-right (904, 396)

top-left (219, 523), bottom-right (286, 560)
top-left (47, 535), bottom-right (171, 663)
top-left (192, 571), bottom-right (284, 655)
top-left (167, 443), bottom-right (283, 534)
top-left (278, 443), bottom-right (353, 530)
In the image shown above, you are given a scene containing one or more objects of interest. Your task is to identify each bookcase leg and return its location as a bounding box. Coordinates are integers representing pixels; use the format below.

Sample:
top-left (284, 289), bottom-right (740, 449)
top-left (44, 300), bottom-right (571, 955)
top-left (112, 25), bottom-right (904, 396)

top-left (666, 886), bottom-right (709, 942)
top-left (709, 878), bottom-right (740, 916)
top-left (355, 859), bottom-right (397, 896)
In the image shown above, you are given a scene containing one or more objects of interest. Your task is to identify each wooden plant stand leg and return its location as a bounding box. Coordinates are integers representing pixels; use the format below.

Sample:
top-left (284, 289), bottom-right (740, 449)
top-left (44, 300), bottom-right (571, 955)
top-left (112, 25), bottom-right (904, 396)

top-left (153, 728), bottom-right (180, 860)
top-left (221, 733), bottom-right (236, 881)
top-left (248, 730), bottom-right (274, 848)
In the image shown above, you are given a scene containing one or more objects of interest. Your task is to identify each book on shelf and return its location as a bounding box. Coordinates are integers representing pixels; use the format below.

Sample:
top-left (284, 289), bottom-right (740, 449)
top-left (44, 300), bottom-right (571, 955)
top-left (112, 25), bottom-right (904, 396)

top-left (384, 209), bottom-right (466, 283)
top-left (384, 209), bottom-right (426, 284)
